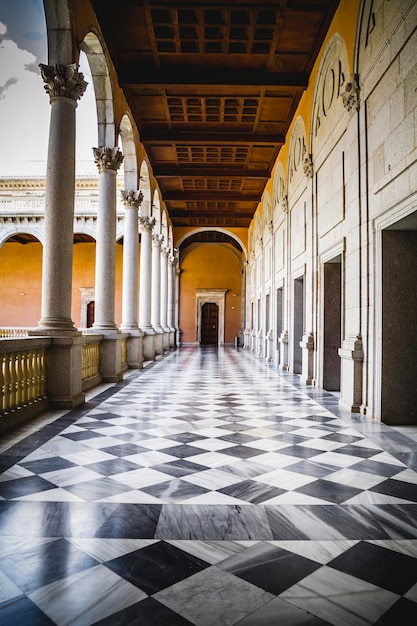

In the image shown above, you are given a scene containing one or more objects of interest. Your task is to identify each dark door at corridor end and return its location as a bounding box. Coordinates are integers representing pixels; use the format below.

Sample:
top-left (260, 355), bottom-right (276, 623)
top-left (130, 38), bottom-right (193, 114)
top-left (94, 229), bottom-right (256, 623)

top-left (201, 302), bottom-right (219, 345)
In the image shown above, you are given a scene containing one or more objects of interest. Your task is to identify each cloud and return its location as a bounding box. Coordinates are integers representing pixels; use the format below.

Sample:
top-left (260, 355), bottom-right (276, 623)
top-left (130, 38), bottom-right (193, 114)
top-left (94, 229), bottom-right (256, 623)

top-left (0, 21), bottom-right (6, 36)
top-left (0, 75), bottom-right (17, 99)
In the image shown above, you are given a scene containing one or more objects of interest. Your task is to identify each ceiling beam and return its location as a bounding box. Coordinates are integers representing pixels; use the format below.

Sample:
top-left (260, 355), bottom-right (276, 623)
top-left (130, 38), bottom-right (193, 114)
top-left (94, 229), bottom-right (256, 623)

top-left (164, 191), bottom-right (261, 201)
top-left (142, 132), bottom-right (284, 145)
top-left (154, 167), bottom-right (270, 178)
top-left (122, 70), bottom-right (308, 90)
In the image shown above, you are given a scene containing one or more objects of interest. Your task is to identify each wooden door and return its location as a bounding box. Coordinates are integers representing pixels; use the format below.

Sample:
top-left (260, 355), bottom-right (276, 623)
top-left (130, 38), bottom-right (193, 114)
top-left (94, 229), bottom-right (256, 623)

top-left (201, 302), bottom-right (219, 345)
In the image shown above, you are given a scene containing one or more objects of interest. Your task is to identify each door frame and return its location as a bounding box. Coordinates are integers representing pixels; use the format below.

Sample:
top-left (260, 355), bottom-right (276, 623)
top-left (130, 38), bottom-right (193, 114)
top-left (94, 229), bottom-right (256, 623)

top-left (196, 289), bottom-right (228, 345)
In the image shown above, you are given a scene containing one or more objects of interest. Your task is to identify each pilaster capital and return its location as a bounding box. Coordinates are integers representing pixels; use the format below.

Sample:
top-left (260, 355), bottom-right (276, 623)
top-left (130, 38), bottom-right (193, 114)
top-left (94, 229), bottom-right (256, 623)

top-left (303, 153), bottom-right (314, 178)
top-left (139, 216), bottom-right (156, 232)
top-left (169, 255), bottom-right (178, 267)
top-left (161, 246), bottom-right (170, 258)
top-left (93, 147), bottom-right (124, 173)
top-left (342, 74), bottom-right (360, 113)
top-left (282, 194), bottom-right (289, 213)
top-left (121, 189), bottom-right (143, 208)
top-left (152, 233), bottom-right (164, 247)
top-left (40, 63), bottom-right (87, 102)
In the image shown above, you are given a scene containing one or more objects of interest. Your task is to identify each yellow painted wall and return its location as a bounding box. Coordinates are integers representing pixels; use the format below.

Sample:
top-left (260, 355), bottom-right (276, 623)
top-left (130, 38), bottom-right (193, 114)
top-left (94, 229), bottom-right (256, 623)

top-left (180, 244), bottom-right (242, 344)
top-left (0, 241), bottom-right (124, 328)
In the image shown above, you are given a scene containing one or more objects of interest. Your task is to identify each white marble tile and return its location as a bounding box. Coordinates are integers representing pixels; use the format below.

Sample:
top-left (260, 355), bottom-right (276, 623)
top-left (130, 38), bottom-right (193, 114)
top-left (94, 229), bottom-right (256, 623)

top-left (0, 464), bottom-right (33, 482)
top-left (344, 492), bottom-right (413, 505)
top-left (154, 566), bottom-right (274, 626)
top-left (193, 438), bottom-right (236, 452)
top-left (367, 539), bottom-right (417, 559)
top-left (166, 540), bottom-right (255, 565)
top-left (297, 438), bottom-right (344, 451)
top-left (309, 451), bottom-right (363, 468)
top-left (324, 468), bottom-right (387, 489)
top-left (184, 491), bottom-right (250, 505)
top-left (29, 565), bottom-right (145, 626)
top-left (98, 489), bottom-right (162, 503)
top-left (281, 566), bottom-right (398, 626)
top-left (17, 488), bottom-right (84, 502)
top-left (187, 451), bottom-right (240, 468)
top-left (262, 491), bottom-right (329, 505)
top-left (368, 452), bottom-right (406, 466)
top-left (256, 468), bottom-right (316, 490)
top-left (392, 468), bottom-right (417, 484)
top-left (182, 468), bottom-right (242, 490)
top-left (124, 450), bottom-right (177, 467)
top-left (41, 466), bottom-right (103, 487)
top-left (61, 449), bottom-right (115, 465)
top-left (267, 540), bottom-right (360, 564)
top-left (0, 570), bottom-right (25, 603)
top-left (250, 452), bottom-right (300, 468)
top-left (111, 467), bottom-right (174, 488)
top-left (405, 581), bottom-right (417, 603)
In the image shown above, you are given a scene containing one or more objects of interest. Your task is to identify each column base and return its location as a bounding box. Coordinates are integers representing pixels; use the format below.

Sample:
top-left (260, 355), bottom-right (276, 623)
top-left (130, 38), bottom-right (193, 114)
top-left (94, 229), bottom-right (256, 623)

top-left (141, 327), bottom-right (156, 361)
top-left (300, 331), bottom-right (315, 385)
top-left (99, 332), bottom-right (124, 382)
top-left (338, 335), bottom-right (363, 413)
top-left (124, 331), bottom-right (144, 369)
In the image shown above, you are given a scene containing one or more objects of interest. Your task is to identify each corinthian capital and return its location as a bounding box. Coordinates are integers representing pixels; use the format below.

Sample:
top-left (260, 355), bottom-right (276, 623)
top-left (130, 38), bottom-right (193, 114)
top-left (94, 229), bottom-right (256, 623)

top-left (303, 153), bottom-right (314, 178)
top-left (139, 216), bottom-right (156, 232)
top-left (40, 63), bottom-right (87, 102)
top-left (152, 233), bottom-right (164, 247)
top-left (93, 147), bottom-right (124, 173)
top-left (121, 189), bottom-right (144, 208)
top-left (342, 74), bottom-right (360, 113)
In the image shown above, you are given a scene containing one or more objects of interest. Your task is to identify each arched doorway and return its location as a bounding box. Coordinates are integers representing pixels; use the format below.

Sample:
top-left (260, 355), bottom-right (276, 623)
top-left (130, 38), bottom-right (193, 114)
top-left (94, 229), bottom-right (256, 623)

top-left (201, 302), bottom-right (219, 345)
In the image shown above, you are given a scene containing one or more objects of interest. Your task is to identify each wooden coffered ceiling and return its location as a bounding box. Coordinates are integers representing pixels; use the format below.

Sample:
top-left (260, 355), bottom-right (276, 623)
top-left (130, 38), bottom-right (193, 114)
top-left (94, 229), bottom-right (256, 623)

top-left (91, 0), bottom-right (340, 227)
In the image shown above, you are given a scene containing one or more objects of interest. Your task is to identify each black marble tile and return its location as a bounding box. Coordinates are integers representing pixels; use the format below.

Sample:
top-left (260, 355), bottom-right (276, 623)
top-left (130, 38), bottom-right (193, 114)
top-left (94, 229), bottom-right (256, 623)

top-left (220, 543), bottom-right (320, 594)
top-left (20, 456), bottom-right (77, 474)
top-left (274, 445), bottom-right (324, 459)
top-left (95, 503), bottom-right (162, 538)
top-left (142, 479), bottom-right (209, 502)
top-left (218, 480), bottom-right (285, 504)
top-left (218, 433), bottom-right (259, 444)
top-left (335, 444), bottom-right (382, 458)
top-left (167, 432), bottom-right (206, 444)
top-left (294, 479), bottom-right (362, 504)
top-left (369, 479), bottom-right (417, 503)
top-left (85, 458), bottom-right (144, 476)
top-left (376, 597), bottom-right (417, 625)
top-left (217, 459), bottom-right (275, 479)
top-left (106, 540), bottom-right (209, 595)
top-left (219, 445), bottom-right (266, 460)
top-left (328, 541), bottom-right (417, 595)
top-left (0, 537), bottom-right (98, 593)
top-left (352, 459), bottom-right (405, 478)
top-left (61, 430), bottom-right (106, 441)
top-left (94, 597), bottom-right (195, 625)
top-left (152, 459), bottom-right (206, 478)
top-left (156, 444), bottom-right (209, 459)
top-left (322, 433), bottom-right (364, 444)
top-left (0, 596), bottom-right (55, 626)
top-left (0, 475), bottom-right (56, 499)
top-left (100, 443), bottom-right (149, 457)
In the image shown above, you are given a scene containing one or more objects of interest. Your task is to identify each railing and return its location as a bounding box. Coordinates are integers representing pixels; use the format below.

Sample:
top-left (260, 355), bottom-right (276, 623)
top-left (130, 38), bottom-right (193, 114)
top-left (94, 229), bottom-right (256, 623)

top-left (0, 339), bottom-right (49, 420)
top-left (81, 339), bottom-right (101, 389)
top-left (0, 327), bottom-right (30, 338)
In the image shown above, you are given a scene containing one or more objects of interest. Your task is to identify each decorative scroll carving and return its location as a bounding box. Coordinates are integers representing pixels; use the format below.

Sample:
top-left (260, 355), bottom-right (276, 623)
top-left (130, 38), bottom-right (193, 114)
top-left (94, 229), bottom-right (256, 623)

top-left (342, 75), bottom-right (360, 112)
top-left (40, 63), bottom-right (87, 102)
top-left (138, 216), bottom-right (155, 232)
top-left (121, 189), bottom-right (144, 208)
top-left (303, 153), bottom-right (314, 178)
top-left (282, 194), bottom-right (289, 213)
top-left (93, 147), bottom-right (123, 173)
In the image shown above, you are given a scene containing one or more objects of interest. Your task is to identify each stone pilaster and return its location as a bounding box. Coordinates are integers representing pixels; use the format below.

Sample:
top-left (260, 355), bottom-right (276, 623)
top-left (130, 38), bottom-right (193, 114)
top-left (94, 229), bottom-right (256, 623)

top-left (139, 216), bottom-right (156, 360)
top-left (300, 331), bottom-right (315, 385)
top-left (338, 335), bottom-right (363, 413)
top-left (151, 233), bottom-right (164, 355)
top-left (120, 190), bottom-right (144, 368)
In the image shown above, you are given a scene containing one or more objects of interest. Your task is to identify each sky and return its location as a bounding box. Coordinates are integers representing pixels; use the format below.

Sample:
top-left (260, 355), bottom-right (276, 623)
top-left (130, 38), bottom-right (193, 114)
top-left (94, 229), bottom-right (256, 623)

top-left (0, 0), bottom-right (97, 175)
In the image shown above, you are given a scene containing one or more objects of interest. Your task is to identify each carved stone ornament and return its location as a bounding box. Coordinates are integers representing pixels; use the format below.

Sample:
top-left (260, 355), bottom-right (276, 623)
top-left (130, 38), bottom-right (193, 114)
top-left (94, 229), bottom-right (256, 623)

top-left (121, 189), bottom-right (144, 208)
top-left (40, 63), bottom-right (87, 102)
top-left (303, 153), bottom-right (314, 178)
top-left (139, 216), bottom-right (156, 232)
top-left (342, 74), bottom-right (360, 112)
top-left (161, 246), bottom-right (170, 258)
top-left (152, 233), bottom-right (164, 246)
top-left (281, 194), bottom-right (289, 213)
top-left (93, 147), bottom-right (124, 173)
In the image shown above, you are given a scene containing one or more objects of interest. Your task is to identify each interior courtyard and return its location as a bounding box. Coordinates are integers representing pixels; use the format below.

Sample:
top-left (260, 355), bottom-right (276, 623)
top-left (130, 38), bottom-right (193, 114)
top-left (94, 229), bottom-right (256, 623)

top-left (1, 0), bottom-right (417, 623)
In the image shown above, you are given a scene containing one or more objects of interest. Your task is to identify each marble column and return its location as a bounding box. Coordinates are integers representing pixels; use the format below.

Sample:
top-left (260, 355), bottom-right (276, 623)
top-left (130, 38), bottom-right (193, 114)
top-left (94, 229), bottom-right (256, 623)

top-left (91, 146), bottom-right (124, 382)
top-left (33, 63), bottom-right (87, 409)
top-left (92, 147), bottom-right (123, 332)
top-left (139, 216), bottom-right (156, 360)
top-left (160, 246), bottom-right (170, 351)
top-left (38, 63), bottom-right (87, 333)
top-left (167, 255), bottom-right (176, 348)
top-left (151, 233), bottom-right (164, 355)
top-left (175, 258), bottom-right (181, 345)
top-left (120, 190), bottom-right (144, 368)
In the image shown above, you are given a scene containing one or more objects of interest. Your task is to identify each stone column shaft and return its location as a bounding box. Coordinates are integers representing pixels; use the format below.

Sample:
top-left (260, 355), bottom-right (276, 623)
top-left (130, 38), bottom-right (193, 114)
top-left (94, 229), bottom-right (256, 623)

top-left (38, 63), bottom-right (87, 332)
top-left (160, 247), bottom-right (169, 330)
top-left (139, 217), bottom-right (155, 330)
top-left (151, 234), bottom-right (163, 330)
top-left (121, 190), bottom-right (143, 330)
top-left (93, 147), bottom-right (123, 332)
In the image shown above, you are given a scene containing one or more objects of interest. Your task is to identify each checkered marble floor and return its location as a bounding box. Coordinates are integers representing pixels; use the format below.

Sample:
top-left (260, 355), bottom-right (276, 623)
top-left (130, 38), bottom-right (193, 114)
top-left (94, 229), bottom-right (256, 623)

top-left (1, 346), bottom-right (417, 625)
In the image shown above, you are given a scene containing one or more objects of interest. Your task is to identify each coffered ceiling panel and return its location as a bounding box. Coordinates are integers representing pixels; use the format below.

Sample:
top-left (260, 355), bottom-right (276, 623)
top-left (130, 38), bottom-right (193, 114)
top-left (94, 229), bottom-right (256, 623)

top-left (91, 0), bottom-right (340, 227)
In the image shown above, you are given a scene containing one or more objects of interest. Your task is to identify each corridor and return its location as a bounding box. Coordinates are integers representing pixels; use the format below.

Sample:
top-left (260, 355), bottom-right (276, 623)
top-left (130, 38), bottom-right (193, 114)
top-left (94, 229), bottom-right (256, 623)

top-left (1, 347), bottom-right (417, 625)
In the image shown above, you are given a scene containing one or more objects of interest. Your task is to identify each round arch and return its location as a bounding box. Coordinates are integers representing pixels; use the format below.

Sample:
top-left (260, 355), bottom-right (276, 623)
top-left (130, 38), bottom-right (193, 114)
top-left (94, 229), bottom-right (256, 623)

top-left (176, 227), bottom-right (247, 261)
top-left (119, 113), bottom-right (138, 190)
